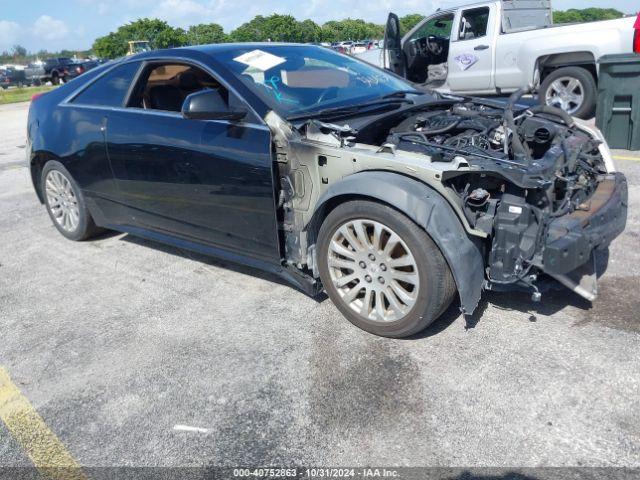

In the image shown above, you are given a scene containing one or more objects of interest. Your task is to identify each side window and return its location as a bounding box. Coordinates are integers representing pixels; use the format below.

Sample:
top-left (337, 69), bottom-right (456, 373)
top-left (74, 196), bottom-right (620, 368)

top-left (72, 62), bottom-right (140, 107)
top-left (459, 7), bottom-right (490, 41)
top-left (409, 14), bottom-right (454, 41)
top-left (127, 63), bottom-right (227, 113)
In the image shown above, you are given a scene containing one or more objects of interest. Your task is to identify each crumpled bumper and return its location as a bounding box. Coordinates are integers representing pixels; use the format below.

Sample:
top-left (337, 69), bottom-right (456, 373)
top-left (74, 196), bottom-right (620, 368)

top-left (542, 172), bottom-right (628, 276)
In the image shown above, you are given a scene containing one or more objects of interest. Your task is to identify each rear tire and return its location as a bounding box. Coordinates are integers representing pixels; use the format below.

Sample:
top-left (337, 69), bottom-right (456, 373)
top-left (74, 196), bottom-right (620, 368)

top-left (41, 161), bottom-right (102, 241)
top-left (317, 200), bottom-right (456, 338)
top-left (540, 66), bottom-right (596, 120)
top-left (51, 72), bottom-right (60, 85)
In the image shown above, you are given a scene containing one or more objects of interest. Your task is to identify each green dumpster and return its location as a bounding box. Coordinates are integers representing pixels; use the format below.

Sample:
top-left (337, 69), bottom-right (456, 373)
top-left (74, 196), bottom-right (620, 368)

top-left (596, 53), bottom-right (640, 151)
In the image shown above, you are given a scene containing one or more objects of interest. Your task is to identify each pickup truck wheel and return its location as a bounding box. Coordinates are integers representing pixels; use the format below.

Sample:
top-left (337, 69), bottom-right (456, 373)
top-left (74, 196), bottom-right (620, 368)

top-left (41, 161), bottom-right (102, 241)
top-left (51, 73), bottom-right (60, 85)
top-left (540, 67), bottom-right (596, 119)
top-left (317, 200), bottom-right (455, 338)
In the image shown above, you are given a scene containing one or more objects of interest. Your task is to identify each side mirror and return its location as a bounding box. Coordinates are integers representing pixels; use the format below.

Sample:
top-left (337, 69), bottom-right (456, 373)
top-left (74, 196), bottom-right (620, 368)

top-left (181, 89), bottom-right (247, 121)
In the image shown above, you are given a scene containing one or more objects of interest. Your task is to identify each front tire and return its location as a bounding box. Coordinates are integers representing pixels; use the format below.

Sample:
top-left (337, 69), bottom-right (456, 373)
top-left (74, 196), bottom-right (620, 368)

top-left (41, 161), bottom-right (101, 241)
top-left (317, 200), bottom-right (456, 338)
top-left (540, 66), bottom-right (596, 119)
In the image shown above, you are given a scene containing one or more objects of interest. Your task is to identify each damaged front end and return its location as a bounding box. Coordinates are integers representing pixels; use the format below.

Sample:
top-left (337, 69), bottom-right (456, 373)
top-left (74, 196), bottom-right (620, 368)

top-left (268, 87), bottom-right (628, 310)
top-left (365, 89), bottom-right (628, 302)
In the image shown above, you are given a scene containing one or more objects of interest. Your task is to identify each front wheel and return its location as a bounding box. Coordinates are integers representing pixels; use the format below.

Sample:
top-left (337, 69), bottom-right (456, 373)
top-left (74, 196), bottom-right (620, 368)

top-left (317, 200), bottom-right (456, 338)
top-left (540, 66), bottom-right (597, 120)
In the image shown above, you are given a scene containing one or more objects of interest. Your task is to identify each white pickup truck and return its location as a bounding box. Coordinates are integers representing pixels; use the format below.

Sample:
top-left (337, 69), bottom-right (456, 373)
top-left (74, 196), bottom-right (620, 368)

top-left (370, 0), bottom-right (639, 119)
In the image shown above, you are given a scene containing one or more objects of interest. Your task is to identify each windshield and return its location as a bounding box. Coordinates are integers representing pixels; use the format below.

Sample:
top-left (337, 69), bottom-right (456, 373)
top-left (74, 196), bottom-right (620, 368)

top-left (214, 45), bottom-right (415, 119)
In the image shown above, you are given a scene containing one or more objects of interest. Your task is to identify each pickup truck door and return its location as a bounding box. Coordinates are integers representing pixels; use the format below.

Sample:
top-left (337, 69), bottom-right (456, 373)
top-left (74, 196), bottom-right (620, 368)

top-left (383, 13), bottom-right (405, 76)
top-left (446, 4), bottom-right (496, 91)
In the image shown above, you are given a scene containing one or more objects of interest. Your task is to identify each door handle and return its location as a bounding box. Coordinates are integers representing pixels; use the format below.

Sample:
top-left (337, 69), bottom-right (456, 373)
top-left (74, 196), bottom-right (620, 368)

top-left (474, 45), bottom-right (490, 51)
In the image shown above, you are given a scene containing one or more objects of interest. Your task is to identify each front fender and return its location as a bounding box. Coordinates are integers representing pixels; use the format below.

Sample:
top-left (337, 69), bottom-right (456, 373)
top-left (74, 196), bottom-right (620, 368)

top-left (309, 171), bottom-right (485, 315)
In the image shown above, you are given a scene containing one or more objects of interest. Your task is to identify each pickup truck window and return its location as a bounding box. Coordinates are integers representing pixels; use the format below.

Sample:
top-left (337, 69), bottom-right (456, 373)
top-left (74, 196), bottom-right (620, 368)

top-left (410, 14), bottom-right (454, 42)
top-left (459, 7), bottom-right (490, 41)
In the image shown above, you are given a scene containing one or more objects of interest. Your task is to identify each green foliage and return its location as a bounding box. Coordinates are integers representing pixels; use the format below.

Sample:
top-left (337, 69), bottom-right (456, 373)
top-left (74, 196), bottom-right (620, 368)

top-left (0, 85), bottom-right (56, 105)
top-left (187, 24), bottom-right (228, 45)
top-left (92, 18), bottom-right (188, 58)
top-left (399, 14), bottom-right (424, 35)
top-left (12, 45), bottom-right (27, 58)
top-left (0, 48), bottom-right (93, 64)
top-left (229, 14), bottom-right (305, 42)
top-left (228, 15), bottom-right (381, 44)
top-left (5, 7), bottom-right (630, 62)
top-left (554, 8), bottom-right (624, 24)
top-left (319, 19), bottom-right (383, 42)
top-left (299, 19), bottom-right (323, 43)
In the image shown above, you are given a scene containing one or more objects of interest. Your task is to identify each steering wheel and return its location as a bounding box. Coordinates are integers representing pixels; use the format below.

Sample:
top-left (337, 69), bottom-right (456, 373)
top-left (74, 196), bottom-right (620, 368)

top-left (426, 36), bottom-right (444, 56)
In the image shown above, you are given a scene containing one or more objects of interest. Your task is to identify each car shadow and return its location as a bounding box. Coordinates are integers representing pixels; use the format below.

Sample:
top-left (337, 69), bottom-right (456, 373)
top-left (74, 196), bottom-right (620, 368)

top-left (119, 234), bottom-right (295, 291)
top-left (114, 233), bottom-right (612, 334)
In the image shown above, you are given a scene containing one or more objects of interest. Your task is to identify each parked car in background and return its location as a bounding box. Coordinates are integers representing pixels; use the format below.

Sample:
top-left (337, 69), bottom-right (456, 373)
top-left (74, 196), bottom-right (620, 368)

top-left (0, 67), bottom-right (27, 89)
top-left (42, 58), bottom-right (99, 84)
top-left (27, 43), bottom-right (627, 338)
top-left (373, 1), bottom-right (639, 119)
top-left (351, 42), bottom-right (368, 55)
top-left (24, 62), bottom-right (46, 86)
top-left (69, 60), bottom-right (99, 78)
top-left (337, 41), bottom-right (354, 54)
top-left (43, 58), bottom-right (76, 85)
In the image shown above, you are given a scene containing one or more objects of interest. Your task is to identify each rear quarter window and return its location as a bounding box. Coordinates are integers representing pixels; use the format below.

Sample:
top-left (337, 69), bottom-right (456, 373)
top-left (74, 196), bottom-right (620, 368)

top-left (71, 62), bottom-right (141, 108)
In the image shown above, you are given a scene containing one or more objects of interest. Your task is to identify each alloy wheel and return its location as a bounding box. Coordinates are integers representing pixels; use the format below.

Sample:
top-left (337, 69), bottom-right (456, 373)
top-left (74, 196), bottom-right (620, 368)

top-left (45, 170), bottom-right (79, 233)
top-left (545, 76), bottom-right (584, 114)
top-left (327, 219), bottom-right (420, 323)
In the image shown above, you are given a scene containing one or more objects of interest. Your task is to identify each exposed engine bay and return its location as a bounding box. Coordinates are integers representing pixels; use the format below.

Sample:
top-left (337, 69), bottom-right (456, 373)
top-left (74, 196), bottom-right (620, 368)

top-left (270, 87), bottom-right (627, 309)
top-left (356, 90), bottom-right (627, 299)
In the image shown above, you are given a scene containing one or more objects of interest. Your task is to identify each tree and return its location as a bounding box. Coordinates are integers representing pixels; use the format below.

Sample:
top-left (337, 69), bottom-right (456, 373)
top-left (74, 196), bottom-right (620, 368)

top-left (12, 45), bottom-right (27, 59)
top-left (93, 33), bottom-right (128, 58)
top-left (92, 18), bottom-right (188, 58)
top-left (400, 14), bottom-right (423, 35)
top-left (320, 19), bottom-right (383, 42)
top-left (262, 14), bottom-right (302, 42)
top-left (299, 19), bottom-right (322, 43)
top-left (230, 15), bottom-right (269, 42)
top-left (186, 24), bottom-right (227, 45)
top-left (554, 8), bottom-right (624, 24)
top-left (230, 14), bottom-right (304, 42)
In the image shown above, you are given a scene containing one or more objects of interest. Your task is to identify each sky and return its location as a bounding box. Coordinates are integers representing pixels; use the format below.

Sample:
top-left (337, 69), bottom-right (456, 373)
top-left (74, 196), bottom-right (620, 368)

top-left (1, 0), bottom-right (638, 53)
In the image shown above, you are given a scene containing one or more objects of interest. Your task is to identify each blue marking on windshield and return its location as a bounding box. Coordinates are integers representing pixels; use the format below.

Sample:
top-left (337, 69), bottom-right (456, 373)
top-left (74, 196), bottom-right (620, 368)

top-left (266, 76), bottom-right (300, 105)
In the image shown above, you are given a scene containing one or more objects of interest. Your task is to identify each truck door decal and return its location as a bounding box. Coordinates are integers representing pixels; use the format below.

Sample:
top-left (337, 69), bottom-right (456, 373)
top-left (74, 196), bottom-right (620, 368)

top-left (454, 53), bottom-right (479, 71)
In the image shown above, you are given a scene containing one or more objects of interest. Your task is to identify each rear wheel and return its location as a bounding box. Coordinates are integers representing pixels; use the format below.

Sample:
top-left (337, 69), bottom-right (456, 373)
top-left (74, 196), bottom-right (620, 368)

top-left (540, 66), bottom-right (596, 119)
top-left (41, 161), bottom-right (101, 241)
top-left (51, 72), bottom-right (60, 85)
top-left (317, 200), bottom-right (456, 338)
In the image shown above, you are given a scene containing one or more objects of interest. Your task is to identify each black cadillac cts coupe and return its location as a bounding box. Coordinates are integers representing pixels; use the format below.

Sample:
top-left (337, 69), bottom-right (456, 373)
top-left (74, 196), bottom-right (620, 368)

top-left (28, 43), bottom-right (627, 337)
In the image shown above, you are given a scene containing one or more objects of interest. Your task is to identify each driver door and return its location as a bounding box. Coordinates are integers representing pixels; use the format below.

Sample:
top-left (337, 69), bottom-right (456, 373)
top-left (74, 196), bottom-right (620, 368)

top-left (106, 61), bottom-right (281, 262)
top-left (385, 12), bottom-right (454, 84)
top-left (383, 13), bottom-right (405, 77)
top-left (446, 5), bottom-right (495, 91)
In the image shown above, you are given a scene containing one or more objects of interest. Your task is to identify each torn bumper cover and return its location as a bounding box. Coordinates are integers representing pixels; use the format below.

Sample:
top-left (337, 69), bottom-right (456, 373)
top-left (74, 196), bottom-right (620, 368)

top-left (543, 173), bottom-right (628, 275)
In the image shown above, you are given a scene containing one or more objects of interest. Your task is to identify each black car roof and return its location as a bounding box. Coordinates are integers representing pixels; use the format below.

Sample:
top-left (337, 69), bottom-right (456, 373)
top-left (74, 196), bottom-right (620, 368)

top-left (128, 42), bottom-right (316, 61)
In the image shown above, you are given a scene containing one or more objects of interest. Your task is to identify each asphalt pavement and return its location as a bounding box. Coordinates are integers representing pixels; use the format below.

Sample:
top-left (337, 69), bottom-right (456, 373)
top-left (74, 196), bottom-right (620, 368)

top-left (0, 101), bottom-right (639, 472)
